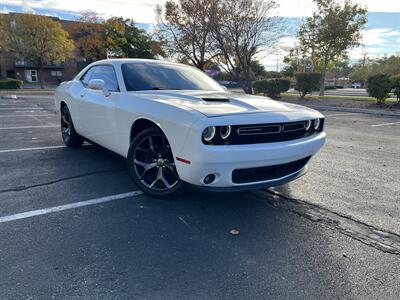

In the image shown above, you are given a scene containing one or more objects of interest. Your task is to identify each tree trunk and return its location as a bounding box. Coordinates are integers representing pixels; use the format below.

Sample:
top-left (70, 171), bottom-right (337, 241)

top-left (39, 65), bottom-right (46, 89)
top-left (319, 67), bottom-right (326, 96)
top-left (242, 69), bottom-right (253, 94)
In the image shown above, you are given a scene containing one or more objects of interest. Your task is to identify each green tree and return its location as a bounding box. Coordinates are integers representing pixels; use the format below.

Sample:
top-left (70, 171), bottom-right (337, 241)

top-left (293, 0), bottom-right (367, 96)
top-left (391, 75), bottom-right (400, 103)
top-left (105, 18), bottom-right (160, 59)
top-left (367, 74), bottom-right (392, 104)
top-left (295, 72), bottom-right (321, 98)
top-left (3, 14), bottom-right (74, 88)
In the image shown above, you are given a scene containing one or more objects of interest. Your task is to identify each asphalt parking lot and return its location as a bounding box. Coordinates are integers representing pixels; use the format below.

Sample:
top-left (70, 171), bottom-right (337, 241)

top-left (1, 94), bottom-right (400, 299)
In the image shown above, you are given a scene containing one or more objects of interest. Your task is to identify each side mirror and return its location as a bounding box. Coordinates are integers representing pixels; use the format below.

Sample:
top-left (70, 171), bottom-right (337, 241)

top-left (87, 79), bottom-right (111, 97)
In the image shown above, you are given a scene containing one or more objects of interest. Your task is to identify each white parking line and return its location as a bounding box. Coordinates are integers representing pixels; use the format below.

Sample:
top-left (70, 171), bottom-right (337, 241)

top-left (0, 125), bottom-right (58, 130)
top-left (0, 145), bottom-right (66, 153)
top-left (371, 121), bottom-right (400, 127)
top-left (0, 114), bottom-right (56, 118)
top-left (0, 191), bottom-right (143, 224)
top-left (0, 107), bottom-right (42, 110)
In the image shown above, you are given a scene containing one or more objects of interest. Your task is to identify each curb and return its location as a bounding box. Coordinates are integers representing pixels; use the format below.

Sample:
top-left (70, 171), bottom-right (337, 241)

top-left (0, 94), bottom-right (18, 100)
top-left (305, 104), bottom-right (400, 117)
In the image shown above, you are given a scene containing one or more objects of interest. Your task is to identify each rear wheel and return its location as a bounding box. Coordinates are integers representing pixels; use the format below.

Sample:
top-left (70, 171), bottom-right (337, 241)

top-left (127, 127), bottom-right (185, 198)
top-left (61, 105), bottom-right (84, 147)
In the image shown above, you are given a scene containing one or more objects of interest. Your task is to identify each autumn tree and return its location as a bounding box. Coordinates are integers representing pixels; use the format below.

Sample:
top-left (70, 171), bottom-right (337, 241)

top-left (105, 17), bottom-right (161, 59)
top-left (294, 0), bottom-right (367, 96)
top-left (3, 14), bottom-right (74, 88)
top-left (155, 0), bottom-right (217, 70)
top-left (211, 0), bottom-right (282, 94)
top-left (67, 10), bottom-right (107, 62)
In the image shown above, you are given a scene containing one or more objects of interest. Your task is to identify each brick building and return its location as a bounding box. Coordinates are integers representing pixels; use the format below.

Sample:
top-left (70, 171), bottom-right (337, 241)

top-left (0, 13), bottom-right (88, 86)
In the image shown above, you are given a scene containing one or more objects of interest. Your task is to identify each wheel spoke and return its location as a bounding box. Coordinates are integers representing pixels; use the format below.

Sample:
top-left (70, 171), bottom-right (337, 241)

top-left (134, 159), bottom-right (157, 173)
top-left (165, 162), bottom-right (175, 172)
top-left (148, 137), bottom-right (156, 153)
top-left (62, 115), bottom-right (70, 125)
top-left (160, 169), bottom-right (172, 189)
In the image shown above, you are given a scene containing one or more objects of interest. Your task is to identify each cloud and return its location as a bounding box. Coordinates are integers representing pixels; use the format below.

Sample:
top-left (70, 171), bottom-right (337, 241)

top-left (361, 28), bottom-right (400, 46)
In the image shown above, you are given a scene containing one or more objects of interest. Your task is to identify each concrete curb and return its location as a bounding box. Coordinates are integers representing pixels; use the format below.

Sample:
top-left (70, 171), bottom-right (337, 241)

top-left (303, 104), bottom-right (400, 117)
top-left (0, 94), bottom-right (18, 100)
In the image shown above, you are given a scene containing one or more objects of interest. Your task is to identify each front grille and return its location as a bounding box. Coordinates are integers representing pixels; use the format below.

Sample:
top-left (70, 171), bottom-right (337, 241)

top-left (232, 157), bottom-right (310, 184)
top-left (203, 119), bottom-right (324, 145)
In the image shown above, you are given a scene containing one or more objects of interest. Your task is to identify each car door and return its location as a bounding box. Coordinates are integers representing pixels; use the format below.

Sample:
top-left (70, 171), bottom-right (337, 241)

top-left (78, 65), bottom-right (120, 151)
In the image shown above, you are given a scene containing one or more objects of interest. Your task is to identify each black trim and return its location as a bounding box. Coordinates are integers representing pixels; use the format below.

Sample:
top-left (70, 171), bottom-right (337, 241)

top-left (203, 119), bottom-right (324, 145)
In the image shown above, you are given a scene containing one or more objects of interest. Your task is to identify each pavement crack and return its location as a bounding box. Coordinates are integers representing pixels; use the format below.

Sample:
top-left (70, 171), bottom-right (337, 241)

top-left (253, 189), bottom-right (400, 256)
top-left (0, 169), bottom-right (126, 194)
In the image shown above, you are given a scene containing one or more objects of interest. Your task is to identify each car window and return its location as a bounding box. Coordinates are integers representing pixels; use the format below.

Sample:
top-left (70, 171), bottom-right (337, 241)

top-left (80, 65), bottom-right (119, 92)
top-left (121, 63), bottom-right (224, 92)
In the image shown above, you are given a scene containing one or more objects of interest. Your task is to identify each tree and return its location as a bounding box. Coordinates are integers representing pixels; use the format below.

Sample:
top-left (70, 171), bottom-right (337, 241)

top-left (212, 0), bottom-right (282, 94)
top-left (155, 0), bottom-right (217, 69)
top-left (367, 74), bottom-right (392, 104)
top-left (105, 17), bottom-right (161, 59)
top-left (295, 72), bottom-right (321, 98)
top-left (390, 75), bottom-right (400, 103)
top-left (67, 11), bottom-right (107, 62)
top-left (293, 0), bottom-right (367, 96)
top-left (3, 14), bottom-right (74, 88)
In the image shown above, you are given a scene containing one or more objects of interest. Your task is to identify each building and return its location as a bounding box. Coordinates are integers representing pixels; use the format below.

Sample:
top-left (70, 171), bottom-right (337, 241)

top-left (0, 13), bottom-right (88, 86)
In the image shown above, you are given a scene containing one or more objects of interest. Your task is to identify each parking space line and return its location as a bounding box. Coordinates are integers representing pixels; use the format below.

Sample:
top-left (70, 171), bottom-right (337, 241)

top-left (0, 107), bottom-right (43, 110)
top-left (0, 145), bottom-right (66, 154)
top-left (371, 121), bottom-right (400, 127)
top-left (0, 114), bottom-right (56, 118)
top-left (0, 125), bottom-right (58, 130)
top-left (0, 191), bottom-right (143, 224)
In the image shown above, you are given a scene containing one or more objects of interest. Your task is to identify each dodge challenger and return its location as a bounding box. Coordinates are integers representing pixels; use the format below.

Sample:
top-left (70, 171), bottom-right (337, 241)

top-left (55, 59), bottom-right (326, 197)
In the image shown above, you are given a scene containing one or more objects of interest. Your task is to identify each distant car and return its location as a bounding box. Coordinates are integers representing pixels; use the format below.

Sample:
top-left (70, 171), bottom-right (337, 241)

top-left (352, 82), bottom-right (362, 88)
top-left (55, 59), bottom-right (326, 198)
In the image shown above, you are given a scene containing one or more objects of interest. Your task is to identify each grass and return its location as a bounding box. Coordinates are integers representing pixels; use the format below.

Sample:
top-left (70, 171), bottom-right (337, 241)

top-left (281, 92), bottom-right (398, 103)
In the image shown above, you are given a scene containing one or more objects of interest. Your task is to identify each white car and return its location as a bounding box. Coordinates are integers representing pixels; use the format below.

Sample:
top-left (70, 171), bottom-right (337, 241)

top-left (55, 59), bottom-right (326, 197)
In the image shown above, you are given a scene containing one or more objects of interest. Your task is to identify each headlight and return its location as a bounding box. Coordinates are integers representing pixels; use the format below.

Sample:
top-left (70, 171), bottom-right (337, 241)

top-left (305, 120), bottom-right (312, 131)
top-left (220, 125), bottom-right (232, 140)
top-left (202, 126), bottom-right (216, 142)
top-left (313, 119), bottom-right (321, 130)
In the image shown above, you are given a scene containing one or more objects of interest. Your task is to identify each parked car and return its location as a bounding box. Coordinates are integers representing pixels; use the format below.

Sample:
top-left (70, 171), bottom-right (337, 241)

top-left (352, 82), bottom-right (362, 88)
top-left (55, 59), bottom-right (326, 198)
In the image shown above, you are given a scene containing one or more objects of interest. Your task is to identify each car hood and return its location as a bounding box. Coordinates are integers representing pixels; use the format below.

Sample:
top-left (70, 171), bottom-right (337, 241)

top-left (131, 90), bottom-right (316, 117)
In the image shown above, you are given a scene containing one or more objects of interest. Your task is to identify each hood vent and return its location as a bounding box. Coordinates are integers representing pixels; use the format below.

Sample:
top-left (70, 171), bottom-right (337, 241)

top-left (201, 97), bottom-right (230, 102)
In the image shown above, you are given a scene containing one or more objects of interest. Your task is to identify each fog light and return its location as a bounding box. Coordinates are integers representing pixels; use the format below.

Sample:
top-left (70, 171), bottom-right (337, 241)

top-left (313, 119), bottom-right (320, 130)
top-left (204, 174), bottom-right (216, 184)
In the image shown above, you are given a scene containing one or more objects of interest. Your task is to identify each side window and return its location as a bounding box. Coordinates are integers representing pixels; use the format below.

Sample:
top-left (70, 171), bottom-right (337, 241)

top-left (80, 67), bottom-right (94, 86)
top-left (90, 65), bottom-right (119, 92)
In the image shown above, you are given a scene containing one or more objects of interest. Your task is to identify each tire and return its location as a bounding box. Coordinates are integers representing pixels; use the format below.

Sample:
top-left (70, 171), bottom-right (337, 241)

top-left (127, 127), bottom-right (185, 198)
top-left (61, 105), bottom-right (84, 147)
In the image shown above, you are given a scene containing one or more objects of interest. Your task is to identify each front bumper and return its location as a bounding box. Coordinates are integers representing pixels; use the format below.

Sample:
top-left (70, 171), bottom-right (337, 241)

top-left (175, 132), bottom-right (326, 189)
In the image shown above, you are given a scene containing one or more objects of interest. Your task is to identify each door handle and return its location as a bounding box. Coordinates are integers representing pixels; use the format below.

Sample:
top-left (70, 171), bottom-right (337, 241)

top-left (80, 92), bottom-right (85, 98)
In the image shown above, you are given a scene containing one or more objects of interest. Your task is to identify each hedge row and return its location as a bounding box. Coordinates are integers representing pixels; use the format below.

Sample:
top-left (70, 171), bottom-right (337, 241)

top-left (0, 78), bottom-right (23, 89)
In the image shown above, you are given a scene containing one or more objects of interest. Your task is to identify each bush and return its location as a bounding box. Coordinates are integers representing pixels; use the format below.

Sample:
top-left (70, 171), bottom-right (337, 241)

top-left (391, 75), bottom-right (400, 103)
top-left (253, 79), bottom-right (290, 99)
top-left (294, 72), bottom-right (320, 98)
top-left (367, 74), bottom-right (392, 104)
top-left (0, 78), bottom-right (23, 89)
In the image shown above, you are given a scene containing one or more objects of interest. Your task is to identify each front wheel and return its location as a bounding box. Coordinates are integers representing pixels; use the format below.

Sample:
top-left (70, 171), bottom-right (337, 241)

top-left (61, 105), bottom-right (84, 147)
top-left (127, 127), bottom-right (185, 198)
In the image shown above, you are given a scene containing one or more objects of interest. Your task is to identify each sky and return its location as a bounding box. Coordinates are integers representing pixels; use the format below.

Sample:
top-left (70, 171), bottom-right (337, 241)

top-left (1, 0), bottom-right (400, 69)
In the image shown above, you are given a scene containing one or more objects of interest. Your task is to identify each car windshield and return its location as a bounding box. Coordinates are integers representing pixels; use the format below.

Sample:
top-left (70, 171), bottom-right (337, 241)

top-left (121, 62), bottom-right (225, 92)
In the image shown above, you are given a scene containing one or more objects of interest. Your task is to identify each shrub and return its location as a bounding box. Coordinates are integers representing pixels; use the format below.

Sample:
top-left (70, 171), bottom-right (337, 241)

top-left (0, 78), bottom-right (23, 89)
top-left (253, 79), bottom-right (290, 99)
top-left (294, 72), bottom-right (320, 98)
top-left (391, 75), bottom-right (400, 103)
top-left (367, 74), bottom-right (392, 104)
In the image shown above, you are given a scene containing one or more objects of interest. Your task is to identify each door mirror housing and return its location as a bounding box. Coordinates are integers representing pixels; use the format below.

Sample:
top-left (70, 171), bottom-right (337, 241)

top-left (87, 79), bottom-right (111, 97)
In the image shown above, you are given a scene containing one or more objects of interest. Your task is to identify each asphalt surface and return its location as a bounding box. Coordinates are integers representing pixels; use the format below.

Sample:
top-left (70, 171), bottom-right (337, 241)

top-left (0, 94), bottom-right (400, 299)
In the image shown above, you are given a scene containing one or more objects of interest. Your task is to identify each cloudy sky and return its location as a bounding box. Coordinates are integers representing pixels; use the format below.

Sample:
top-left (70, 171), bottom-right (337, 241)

top-left (1, 0), bottom-right (400, 69)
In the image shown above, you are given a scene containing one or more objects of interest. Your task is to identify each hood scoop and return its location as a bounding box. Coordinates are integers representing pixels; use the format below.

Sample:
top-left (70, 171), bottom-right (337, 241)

top-left (201, 97), bottom-right (230, 102)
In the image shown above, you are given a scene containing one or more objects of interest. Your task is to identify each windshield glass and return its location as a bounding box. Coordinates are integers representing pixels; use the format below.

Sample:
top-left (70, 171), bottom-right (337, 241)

top-left (121, 62), bottom-right (225, 92)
